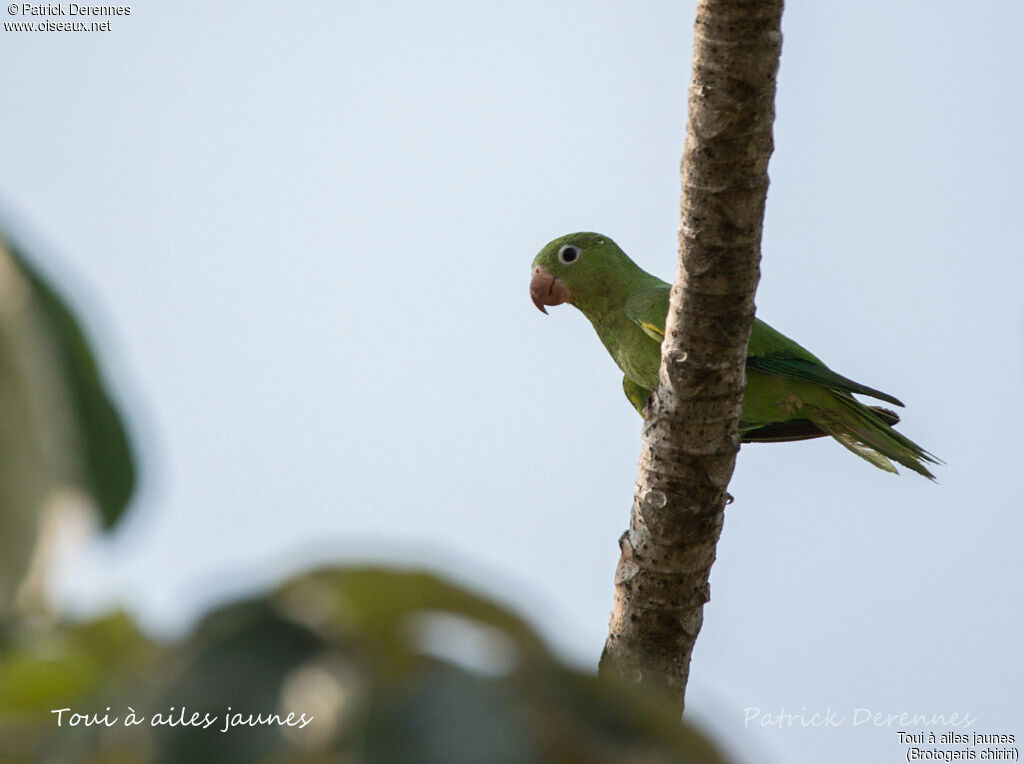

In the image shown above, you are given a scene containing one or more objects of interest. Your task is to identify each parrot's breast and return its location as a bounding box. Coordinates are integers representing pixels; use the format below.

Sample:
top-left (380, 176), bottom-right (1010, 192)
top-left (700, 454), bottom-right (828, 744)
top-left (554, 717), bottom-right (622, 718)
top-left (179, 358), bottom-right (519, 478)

top-left (591, 314), bottom-right (661, 391)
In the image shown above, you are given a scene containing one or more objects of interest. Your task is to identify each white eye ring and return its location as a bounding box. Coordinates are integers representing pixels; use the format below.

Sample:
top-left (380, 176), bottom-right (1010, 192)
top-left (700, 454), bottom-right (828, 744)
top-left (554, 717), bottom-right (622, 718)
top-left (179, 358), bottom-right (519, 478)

top-left (558, 244), bottom-right (581, 265)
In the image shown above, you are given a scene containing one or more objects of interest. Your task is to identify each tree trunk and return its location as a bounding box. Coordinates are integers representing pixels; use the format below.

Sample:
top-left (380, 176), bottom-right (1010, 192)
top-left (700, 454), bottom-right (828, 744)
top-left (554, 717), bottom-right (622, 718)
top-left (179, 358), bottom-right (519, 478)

top-left (599, 0), bottom-right (784, 712)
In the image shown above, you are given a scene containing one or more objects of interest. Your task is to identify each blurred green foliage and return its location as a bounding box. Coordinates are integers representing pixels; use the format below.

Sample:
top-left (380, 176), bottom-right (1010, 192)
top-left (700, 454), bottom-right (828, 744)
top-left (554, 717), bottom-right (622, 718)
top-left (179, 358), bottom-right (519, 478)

top-left (1, 568), bottom-right (731, 763)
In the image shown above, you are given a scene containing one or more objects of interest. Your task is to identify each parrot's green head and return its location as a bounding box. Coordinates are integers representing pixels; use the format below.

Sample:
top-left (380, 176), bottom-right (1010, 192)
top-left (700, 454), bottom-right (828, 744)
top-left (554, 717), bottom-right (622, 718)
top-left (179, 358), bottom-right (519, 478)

top-left (529, 232), bottom-right (635, 317)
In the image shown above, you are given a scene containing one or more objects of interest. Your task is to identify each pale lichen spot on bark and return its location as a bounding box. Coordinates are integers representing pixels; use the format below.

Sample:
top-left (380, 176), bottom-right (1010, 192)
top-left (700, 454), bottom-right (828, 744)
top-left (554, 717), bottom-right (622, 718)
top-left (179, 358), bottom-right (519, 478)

top-left (642, 489), bottom-right (668, 510)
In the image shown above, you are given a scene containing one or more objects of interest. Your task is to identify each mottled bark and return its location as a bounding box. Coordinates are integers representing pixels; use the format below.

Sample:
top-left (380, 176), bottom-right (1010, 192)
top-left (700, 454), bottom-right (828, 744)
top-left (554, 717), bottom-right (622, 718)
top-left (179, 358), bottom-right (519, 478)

top-left (599, 0), bottom-right (783, 710)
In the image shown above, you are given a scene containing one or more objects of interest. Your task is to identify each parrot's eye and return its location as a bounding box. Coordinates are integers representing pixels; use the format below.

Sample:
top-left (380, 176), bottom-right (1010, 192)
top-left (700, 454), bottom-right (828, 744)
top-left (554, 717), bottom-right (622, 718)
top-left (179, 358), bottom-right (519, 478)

top-left (558, 244), bottom-right (581, 265)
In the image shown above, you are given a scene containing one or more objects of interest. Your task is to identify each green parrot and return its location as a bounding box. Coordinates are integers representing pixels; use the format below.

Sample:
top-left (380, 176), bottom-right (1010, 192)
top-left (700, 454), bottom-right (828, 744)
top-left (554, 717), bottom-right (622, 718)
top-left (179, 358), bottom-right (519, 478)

top-left (530, 232), bottom-right (938, 478)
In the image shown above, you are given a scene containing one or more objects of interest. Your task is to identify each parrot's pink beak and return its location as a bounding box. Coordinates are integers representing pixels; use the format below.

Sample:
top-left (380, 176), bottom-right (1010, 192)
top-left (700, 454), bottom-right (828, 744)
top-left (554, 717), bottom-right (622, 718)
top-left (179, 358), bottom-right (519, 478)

top-left (530, 266), bottom-right (571, 314)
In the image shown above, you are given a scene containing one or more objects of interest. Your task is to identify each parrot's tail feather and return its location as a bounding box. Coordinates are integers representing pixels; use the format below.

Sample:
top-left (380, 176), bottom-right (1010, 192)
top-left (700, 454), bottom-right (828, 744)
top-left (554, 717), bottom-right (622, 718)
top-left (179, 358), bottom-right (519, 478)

top-left (742, 406), bottom-right (900, 444)
top-left (815, 395), bottom-right (940, 480)
top-left (830, 431), bottom-right (899, 474)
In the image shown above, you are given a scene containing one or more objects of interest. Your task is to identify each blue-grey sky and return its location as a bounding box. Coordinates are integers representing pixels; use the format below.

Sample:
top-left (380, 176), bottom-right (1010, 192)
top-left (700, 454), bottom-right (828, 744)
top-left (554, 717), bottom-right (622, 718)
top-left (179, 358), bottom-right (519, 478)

top-left (3, 2), bottom-right (1022, 762)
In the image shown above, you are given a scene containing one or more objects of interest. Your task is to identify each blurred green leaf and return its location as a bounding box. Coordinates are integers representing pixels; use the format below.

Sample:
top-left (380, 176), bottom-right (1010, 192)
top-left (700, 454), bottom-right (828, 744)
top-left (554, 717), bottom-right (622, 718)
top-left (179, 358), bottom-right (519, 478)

top-left (2, 232), bottom-right (135, 528)
top-left (0, 229), bottom-right (136, 616)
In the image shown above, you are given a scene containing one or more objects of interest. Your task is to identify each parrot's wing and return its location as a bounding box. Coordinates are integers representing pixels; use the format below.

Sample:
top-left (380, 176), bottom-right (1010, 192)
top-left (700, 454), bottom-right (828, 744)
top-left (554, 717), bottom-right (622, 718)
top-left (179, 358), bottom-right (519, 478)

top-left (746, 319), bottom-right (904, 406)
top-left (624, 286), bottom-right (670, 342)
top-left (746, 355), bottom-right (904, 406)
top-left (627, 291), bottom-right (904, 408)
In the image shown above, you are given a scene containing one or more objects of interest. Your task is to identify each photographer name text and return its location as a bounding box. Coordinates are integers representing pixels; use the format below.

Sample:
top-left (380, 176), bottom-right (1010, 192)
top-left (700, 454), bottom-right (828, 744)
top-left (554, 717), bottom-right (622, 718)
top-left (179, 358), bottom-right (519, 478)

top-left (11, 4), bottom-right (130, 15)
top-left (744, 707), bottom-right (978, 729)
